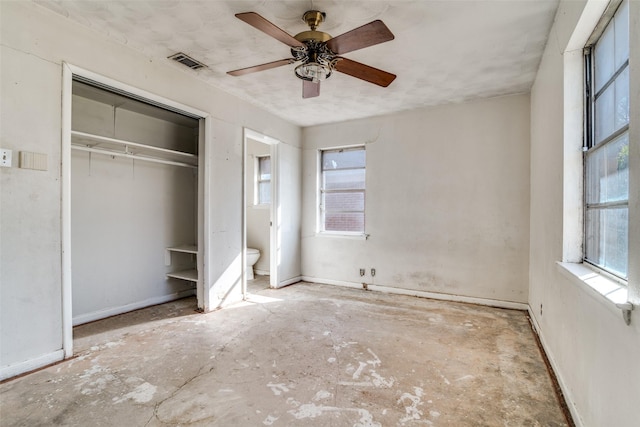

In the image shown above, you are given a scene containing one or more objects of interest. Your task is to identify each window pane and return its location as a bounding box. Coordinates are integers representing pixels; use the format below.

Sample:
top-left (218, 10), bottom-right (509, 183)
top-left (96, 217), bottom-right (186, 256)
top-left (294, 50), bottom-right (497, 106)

top-left (585, 207), bottom-right (628, 278)
top-left (322, 148), bottom-right (365, 170)
top-left (586, 133), bottom-right (629, 204)
top-left (324, 191), bottom-right (365, 212)
top-left (259, 181), bottom-right (270, 204)
top-left (594, 84), bottom-right (614, 144)
top-left (614, 67), bottom-right (629, 129)
top-left (323, 169), bottom-right (365, 190)
top-left (259, 157), bottom-right (271, 180)
top-left (614, 0), bottom-right (629, 69)
top-left (594, 22), bottom-right (614, 92)
top-left (324, 212), bottom-right (364, 233)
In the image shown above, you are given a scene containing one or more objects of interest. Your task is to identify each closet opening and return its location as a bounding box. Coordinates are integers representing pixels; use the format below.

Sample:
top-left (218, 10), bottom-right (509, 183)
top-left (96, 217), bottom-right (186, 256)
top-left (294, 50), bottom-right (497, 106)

top-left (62, 67), bottom-right (208, 356)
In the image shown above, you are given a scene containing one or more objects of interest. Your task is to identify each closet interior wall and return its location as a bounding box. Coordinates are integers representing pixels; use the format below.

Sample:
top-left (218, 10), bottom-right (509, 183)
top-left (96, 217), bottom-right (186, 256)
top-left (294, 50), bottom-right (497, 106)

top-left (70, 82), bottom-right (199, 325)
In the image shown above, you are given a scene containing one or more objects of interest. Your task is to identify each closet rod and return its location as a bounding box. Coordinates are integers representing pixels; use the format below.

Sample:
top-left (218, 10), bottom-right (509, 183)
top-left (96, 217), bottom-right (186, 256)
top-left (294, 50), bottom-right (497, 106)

top-left (72, 145), bottom-right (197, 169)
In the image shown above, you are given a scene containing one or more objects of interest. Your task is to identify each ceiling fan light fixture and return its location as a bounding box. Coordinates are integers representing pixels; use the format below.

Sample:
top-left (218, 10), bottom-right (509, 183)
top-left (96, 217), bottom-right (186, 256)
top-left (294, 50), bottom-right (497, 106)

top-left (295, 62), bottom-right (331, 83)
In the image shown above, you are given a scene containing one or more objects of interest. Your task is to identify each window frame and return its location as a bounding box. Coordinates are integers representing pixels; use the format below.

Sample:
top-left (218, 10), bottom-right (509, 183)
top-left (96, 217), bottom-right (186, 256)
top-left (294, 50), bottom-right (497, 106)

top-left (318, 145), bottom-right (366, 236)
top-left (255, 154), bottom-right (271, 206)
top-left (583, 0), bottom-right (629, 281)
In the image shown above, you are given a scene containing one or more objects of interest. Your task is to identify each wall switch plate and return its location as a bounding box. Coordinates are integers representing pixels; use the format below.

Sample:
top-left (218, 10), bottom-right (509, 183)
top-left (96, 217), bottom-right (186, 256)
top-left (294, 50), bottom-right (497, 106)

top-left (19, 151), bottom-right (48, 171)
top-left (371, 268), bottom-right (376, 277)
top-left (0, 149), bottom-right (12, 167)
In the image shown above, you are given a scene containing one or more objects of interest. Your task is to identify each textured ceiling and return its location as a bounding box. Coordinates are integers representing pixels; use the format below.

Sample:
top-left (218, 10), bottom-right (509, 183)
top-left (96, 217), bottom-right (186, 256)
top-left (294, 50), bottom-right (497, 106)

top-left (35, 0), bottom-right (559, 127)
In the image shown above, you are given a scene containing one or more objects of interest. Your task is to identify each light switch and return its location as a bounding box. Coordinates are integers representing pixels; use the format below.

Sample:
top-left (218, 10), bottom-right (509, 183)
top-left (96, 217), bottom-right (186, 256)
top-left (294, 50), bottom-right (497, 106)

top-left (0, 149), bottom-right (12, 167)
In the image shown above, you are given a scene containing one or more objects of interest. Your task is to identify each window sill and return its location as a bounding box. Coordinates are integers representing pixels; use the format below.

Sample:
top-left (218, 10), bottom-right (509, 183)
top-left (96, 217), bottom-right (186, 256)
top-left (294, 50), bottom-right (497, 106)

top-left (251, 204), bottom-right (270, 210)
top-left (316, 232), bottom-right (369, 240)
top-left (556, 262), bottom-right (628, 312)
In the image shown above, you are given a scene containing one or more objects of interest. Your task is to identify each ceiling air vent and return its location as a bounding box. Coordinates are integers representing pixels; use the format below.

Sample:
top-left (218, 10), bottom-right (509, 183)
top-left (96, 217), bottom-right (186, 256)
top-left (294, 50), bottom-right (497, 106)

top-left (168, 52), bottom-right (206, 70)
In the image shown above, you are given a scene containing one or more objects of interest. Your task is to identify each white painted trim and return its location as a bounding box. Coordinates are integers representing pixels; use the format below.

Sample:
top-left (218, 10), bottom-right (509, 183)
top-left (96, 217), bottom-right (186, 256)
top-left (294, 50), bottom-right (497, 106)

top-left (65, 64), bottom-right (208, 118)
top-left (61, 63), bottom-right (73, 359)
top-left (315, 232), bottom-right (369, 240)
top-left (245, 128), bottom-right (280, 145)
top-left (301, 276), bottom-right (364, 290)
top-left (254, 269), bottom-right (270, 276)
top-left (0, 350), bottom-right (64, 382)
top-left (556, 262), bottom-right (628, 314)
top-left (201, 117), bottom-right (212, 311)
top-left (561, 49), bottom-right (585, 263)
top-left (274, 276), bottom-right (302, 289)
top-left (528, 309), bottom-right (584, 427)
top-left (241, 130), bottom-right (247, 300)
top-left (72, 289), bottom-right (196, 326)
top-left (196, 118), bottom-right (205, 310)
top-left (269, 141), bottom-right (280, 289)
top-left (300, 277), bottom-right (528, 310)
top-left (566, 0), bottom-right (610, 51)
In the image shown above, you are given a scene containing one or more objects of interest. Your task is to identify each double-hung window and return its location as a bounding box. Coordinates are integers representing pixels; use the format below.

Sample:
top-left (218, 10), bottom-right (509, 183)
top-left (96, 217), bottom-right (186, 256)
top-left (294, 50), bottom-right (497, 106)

top-left (319, 146), bottom-right (366, 234)
top-left (256, 155), bottom-right (271, 205)
top-left (584, 0), bottom-right (629, 279)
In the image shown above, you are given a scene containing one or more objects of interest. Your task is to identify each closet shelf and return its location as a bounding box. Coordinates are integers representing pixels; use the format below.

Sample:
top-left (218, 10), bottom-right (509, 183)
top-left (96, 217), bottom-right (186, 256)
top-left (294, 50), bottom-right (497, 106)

top-left (165, 246), bottom-right (199, 283)
top-left (71, 130), bottom-right (197, 168)
top-left (166, 269), bottom-right (198, 282)
top-left (166, 245), bottom-right (198, 254)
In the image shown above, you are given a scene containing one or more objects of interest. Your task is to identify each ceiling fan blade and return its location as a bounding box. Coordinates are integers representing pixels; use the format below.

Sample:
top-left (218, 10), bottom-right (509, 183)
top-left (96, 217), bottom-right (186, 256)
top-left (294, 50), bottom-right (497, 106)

top-left (302, 80), bottom-right (320, 99)
top-left (227, 59), bottom-right (295, 76)
top-left (235, 12), bottom-right (305, 48)
top-left (334, 58), bottom-right (396, 87)
top-left (326, 20), bottom-right (394, 55)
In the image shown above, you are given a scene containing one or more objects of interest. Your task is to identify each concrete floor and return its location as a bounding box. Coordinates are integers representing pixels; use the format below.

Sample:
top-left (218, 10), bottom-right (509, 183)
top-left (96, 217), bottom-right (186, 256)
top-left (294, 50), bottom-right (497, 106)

top-left (1, 280), bottom-right (569, 426)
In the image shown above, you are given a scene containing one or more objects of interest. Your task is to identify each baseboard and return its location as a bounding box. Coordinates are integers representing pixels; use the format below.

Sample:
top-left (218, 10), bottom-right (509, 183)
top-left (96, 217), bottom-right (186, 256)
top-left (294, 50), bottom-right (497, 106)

top-left (72, 288), bottom-right (196, 326)
top-left (254, 269), bottom-right (270, 276)
top-left (300, 276), bottom-right (528, 310)
top-left (527, 308), bottom-right (582, 427)
top-left (275, 275), bottom-right (302, 289)
top-left (0, 350), bottom-right (64, 382)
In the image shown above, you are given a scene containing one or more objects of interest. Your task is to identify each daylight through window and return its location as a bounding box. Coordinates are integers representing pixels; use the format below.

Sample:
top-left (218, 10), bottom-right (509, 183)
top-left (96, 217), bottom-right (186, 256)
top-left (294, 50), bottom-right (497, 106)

top-left (320, 147), bottom-right (366, 233)
top-left (584, 0), bottom-right (629, 279)
top-left (257, 155), bottom-right (271, 205)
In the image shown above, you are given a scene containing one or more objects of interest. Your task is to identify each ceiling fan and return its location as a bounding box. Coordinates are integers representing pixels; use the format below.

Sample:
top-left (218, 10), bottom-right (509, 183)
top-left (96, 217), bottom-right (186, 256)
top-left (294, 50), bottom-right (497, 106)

top-left (227, 10), bottom-right (396, 98)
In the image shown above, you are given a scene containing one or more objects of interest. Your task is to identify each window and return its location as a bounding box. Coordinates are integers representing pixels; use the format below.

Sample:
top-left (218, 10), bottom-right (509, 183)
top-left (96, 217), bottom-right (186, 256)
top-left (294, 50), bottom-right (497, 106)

top-left (320, 146), bottom-right (366, 234)
top-left (256, 155), bottom-right (271, 205)
top-left (584, 0), bottom-right (629, 279)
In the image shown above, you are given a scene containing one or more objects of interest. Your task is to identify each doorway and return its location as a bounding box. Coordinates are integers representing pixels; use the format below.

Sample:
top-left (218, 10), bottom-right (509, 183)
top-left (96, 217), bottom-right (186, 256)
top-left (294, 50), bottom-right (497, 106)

top-left (243, 129), bottom-right (279, 294)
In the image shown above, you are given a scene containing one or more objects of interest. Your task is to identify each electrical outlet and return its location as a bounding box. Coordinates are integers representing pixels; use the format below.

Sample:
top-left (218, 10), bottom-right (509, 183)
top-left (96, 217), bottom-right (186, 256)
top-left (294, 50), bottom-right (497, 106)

top-left (540, 304), bottom-right (543, 316)
top-left (359, 268), bottom-right (365, 277)
top-left (0, 149), bottom-right (12, 167)
top-left (371, 268), bottom-right (376, 277)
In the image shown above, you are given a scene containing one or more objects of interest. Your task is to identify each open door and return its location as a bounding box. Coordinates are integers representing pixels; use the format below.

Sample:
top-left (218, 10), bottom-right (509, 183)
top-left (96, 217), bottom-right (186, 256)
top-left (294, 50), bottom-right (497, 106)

top-left (243, 128), bottom-right (302, 294)
top-left (243, 129), bottom-right (279, 293)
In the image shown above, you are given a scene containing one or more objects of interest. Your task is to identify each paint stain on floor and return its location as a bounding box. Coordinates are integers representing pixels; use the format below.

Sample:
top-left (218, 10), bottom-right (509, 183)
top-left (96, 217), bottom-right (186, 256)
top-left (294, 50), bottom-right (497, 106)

top-left (0, 282), bottom-right (569, 426)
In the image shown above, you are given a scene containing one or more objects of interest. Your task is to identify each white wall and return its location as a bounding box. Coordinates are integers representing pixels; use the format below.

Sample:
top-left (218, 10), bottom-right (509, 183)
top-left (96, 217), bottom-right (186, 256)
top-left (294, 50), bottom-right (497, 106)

top-left (0, 1), bottom-right (301, 379)
top-left (302, 94), bottom-right (531, 304)
top-left (529, 1), bottom-right (640, 426)
top-left (246, 138), bottom-right (271, 274)
top-left (71, 95), bottom-right (198, 323)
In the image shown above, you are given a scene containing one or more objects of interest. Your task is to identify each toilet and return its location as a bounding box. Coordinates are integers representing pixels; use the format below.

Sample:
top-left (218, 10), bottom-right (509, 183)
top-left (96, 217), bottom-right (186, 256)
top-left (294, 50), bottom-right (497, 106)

top-left (246, 247), bottom-right (261, 280)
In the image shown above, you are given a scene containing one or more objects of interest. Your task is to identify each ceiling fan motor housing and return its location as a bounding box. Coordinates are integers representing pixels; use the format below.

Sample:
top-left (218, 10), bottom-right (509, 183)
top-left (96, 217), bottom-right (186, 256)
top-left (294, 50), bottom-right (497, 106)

top-left (295, 10), bottom-right (332, 43)
top-left (291, 10), bottom-right (338, 82)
